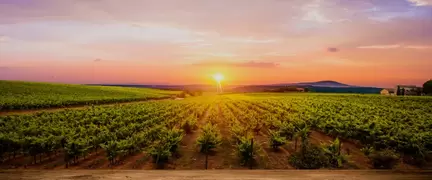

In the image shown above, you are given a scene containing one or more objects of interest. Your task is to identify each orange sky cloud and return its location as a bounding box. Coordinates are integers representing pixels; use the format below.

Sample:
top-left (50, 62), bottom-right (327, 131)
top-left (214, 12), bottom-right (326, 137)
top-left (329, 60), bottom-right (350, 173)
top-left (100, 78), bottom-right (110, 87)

top-left (0, 0), bottom-right (431, 87)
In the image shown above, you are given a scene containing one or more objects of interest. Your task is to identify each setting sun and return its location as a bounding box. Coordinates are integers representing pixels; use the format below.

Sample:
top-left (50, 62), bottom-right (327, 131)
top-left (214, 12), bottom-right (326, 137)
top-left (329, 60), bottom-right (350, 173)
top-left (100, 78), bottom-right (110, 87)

top-left (213, 73), bottom-right (224, 82)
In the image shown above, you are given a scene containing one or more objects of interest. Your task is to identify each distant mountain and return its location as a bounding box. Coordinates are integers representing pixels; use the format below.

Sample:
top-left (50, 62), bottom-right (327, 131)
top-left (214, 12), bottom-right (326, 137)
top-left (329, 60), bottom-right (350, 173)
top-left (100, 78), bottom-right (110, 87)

top-left (273, 80), bottom-right (353, 88)
top-left (89, 80), bottom-right (382, 94)
top-left (231, 80), bottom-right (382, 94)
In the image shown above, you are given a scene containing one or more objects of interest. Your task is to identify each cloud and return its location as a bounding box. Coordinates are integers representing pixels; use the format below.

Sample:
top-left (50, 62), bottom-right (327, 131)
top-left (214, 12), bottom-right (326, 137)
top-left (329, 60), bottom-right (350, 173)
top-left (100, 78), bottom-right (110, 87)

top-left (357, 44), bottom-right (432, 49)
top-left (224, 37), bottom-right (281, 44)
top-left (407, 0), bottom-right (432, 6)
top-left (0, 35), bottom-right (9, 43)
top-left (357, 44), bottom-right (402, 49)
top-left (239, 61), bottom-right (280, 68)
top-left (327, 47), bottom-right (339, 52)
top-left (191, 61), bottom-right (279, 68)
top-left (0, 66), bottom-right (11, 70)
top-left (404, 45), bottom-right (432, 49)
top-left (93, 58), bottom-right (102, 62)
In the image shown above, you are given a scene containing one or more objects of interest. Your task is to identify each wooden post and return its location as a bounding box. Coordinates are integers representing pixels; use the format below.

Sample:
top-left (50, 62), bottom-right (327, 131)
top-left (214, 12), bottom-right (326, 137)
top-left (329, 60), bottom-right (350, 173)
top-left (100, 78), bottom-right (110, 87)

top-left (249, 138), bottom-right (254, 169)
top-left (205, 151), bottom-right (208, 169)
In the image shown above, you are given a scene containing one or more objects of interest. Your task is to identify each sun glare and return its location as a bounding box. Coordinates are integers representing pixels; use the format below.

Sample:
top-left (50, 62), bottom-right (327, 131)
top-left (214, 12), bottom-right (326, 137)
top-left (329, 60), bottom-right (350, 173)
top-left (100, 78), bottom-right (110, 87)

top-left (213, 73), bottom-right (224, 82)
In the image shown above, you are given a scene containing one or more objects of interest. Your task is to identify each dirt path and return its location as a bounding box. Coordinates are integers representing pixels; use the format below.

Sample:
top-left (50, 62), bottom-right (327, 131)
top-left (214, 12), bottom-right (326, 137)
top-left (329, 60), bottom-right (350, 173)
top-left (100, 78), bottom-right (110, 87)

top-left (210, 103), bottom-right (244, 169)
top-left (1, 170), bottom-right (431, 180)
top-left (254, 131), bottom-right (293, 169)
top-left (0, 97), bottom-right (173, 116)
top-left (173, 104), bottom-right (210, 169)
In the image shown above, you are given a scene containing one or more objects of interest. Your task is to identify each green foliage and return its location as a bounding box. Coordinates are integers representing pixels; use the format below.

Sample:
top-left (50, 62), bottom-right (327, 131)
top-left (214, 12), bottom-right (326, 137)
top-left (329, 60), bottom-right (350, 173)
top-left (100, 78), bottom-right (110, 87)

top-left (183, 89), bottom-right (204, 96)
top-left (236, 135), bottom-right (256, 166)
top-left (0, 97), bottom-right (210, 167)
top-left (279, 122), bottom-right (296, 140)
top-left (321, 138), bottom-right (347, 168)
top-left (197, 123), bottom-right (222, 153)
top-left (165, 128), bottom-right (184, 153)
top-left (0, 80), bottom-right (178, 110)
top-left (177, 92), bottom-right (186, 98)
top-left (181, 116), bottom-right (197, 134)
top-left (149, 126), bottom-right (184, 164)
top-left (269, 130), bottom-right (286, 150)
top-left (230, 123), bottom-right (247, 143)
top-left (148, 140), bottom-right (172, 164)
top-left (1, 92), bottom-right (432, 169)
top-left (249, 117), bottom-right (263, 134)
top-left (100, 140), bottom-right (118, 164)
top-left (289, 143), bottom-right (329, 169)
top-left (423, 80), bottom-right (432, 95)
top-left (368, 149), bottom-right (400, 169)
top-left (360, 146), bottom-right (375, 156)
top-left (297, 126), bottom-right (311, 148)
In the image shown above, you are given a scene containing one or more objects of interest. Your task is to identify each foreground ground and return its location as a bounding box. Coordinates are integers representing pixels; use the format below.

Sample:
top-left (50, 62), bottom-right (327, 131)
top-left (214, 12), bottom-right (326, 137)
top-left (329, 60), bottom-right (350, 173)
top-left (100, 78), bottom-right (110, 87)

top-left (1, 170), bottom-right (432, 180)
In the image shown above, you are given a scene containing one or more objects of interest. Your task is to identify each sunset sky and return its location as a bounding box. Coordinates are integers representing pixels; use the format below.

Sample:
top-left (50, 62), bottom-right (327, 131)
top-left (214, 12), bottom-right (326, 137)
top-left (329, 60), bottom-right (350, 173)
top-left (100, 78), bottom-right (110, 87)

top-left (0, 0), bottom-right (431, 87)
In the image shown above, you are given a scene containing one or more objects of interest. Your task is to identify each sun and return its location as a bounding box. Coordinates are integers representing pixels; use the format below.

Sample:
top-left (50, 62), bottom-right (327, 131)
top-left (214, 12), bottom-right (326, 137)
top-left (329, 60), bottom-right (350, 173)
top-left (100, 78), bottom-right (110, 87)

top-left (213, 73), bottom-right (224, 82)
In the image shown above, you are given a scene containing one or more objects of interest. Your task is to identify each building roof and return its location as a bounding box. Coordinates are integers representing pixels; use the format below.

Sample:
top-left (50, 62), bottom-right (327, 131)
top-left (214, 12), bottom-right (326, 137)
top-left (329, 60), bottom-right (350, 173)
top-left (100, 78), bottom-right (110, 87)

top-left (397, 85), bottom-right (418, 88)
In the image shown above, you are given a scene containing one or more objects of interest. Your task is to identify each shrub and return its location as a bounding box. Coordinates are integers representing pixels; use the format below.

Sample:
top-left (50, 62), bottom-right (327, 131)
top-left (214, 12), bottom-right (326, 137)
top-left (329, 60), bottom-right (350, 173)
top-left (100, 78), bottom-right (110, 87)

top-left (289, 143), bottom-right (328, 169)
top-left (148, 140), bottom-right (171, 164)
top-left (181, 117), bottom-right (197, 134)
top-left (360, 146), bottom-right (374, 156)
top-left (279, 122), bottom-right (296, 140)
top-left (177, 92), bottom-right (186, 98)
top-left (269, 130), bottom-right (286, 150)
top-left (165, 128), bottom-right (184, 153)
top-left (148, 128), bottom-right (184, 165)
top-left (237, 135), bottom-right (256, 166)
top-left (368, 149), bottom-right (400, 169)
top-left (321, 138), bottom-right (347, 168)
top-left (197, 123), bottom-right (222, 153)
top-left (231, 123), bottom-right (246, 143)
top-left (249, 118), bottom-right (263, 134)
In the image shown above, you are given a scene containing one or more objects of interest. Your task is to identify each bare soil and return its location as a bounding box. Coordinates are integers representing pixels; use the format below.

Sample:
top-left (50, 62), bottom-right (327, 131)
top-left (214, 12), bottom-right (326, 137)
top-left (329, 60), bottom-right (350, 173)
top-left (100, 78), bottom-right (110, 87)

top-left (1, 170), bottom-right (431, 180)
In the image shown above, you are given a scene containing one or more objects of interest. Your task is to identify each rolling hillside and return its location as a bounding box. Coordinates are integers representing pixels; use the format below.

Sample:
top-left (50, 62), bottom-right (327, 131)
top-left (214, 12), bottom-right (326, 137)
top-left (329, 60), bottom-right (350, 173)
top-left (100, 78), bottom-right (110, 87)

top-left (232, 80), bottom-right (382, 94)
top-left (0, 80), bottom-right (179, 110)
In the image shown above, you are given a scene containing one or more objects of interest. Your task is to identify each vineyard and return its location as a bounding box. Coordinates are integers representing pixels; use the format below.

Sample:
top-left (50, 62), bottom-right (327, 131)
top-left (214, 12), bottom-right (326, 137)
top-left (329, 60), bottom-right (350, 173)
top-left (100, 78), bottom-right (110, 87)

top-left (0, 81), bottom-right (179, 110)
top-left (0, 93), bottom-right (431, 170)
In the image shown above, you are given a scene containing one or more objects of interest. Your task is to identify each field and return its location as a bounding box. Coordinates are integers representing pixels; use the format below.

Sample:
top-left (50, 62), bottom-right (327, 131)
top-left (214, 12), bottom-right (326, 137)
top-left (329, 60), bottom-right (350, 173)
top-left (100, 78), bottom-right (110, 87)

top-left (1, 91), bottom-right (432, 170)
top-left (0, 81), bottom-right (179, 110)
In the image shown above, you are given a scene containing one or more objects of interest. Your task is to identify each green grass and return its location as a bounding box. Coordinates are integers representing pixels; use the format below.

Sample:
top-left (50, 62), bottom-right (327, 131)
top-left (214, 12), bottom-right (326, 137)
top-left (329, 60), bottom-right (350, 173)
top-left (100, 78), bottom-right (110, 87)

top-left (0, 80), bottom-right (179, 110)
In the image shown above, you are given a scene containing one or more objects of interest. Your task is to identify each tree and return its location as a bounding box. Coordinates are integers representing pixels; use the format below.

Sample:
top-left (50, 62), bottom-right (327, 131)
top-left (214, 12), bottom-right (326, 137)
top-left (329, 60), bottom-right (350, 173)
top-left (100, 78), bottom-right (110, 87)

top-left (423, 80), bottom-right (432, 95)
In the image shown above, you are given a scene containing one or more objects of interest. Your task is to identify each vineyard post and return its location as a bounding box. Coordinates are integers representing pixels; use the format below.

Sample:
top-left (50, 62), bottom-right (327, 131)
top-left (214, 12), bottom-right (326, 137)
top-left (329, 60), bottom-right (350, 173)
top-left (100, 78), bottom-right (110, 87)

top-left (156, 154), bottom-right (160, 167)
top-left (249, 138), bottom-right (254, 169)
top-left (205, 150), bottom-right (208, 169)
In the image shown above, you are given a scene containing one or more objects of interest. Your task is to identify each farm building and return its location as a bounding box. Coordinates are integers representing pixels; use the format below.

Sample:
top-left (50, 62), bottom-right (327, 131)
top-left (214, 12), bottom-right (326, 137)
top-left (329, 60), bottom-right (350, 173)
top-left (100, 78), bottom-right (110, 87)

top-left (395, 85), bottom-right (422, 96)
top-left (380, 89), bottom-right (395, 95)
top-left (296, 88), bottom-right (305, 92)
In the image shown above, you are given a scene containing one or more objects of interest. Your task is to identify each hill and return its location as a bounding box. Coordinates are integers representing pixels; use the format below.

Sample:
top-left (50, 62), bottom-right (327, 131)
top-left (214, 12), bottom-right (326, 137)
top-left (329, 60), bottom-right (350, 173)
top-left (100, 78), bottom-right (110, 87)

top-left (0, 80), bottom-right (179, 111)
top-left (92, 80), bottom-right (382, 94)
top-left (232, 80), bottom-right (382, 94)
top-left (285, 80), bottom-right (352, 88)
